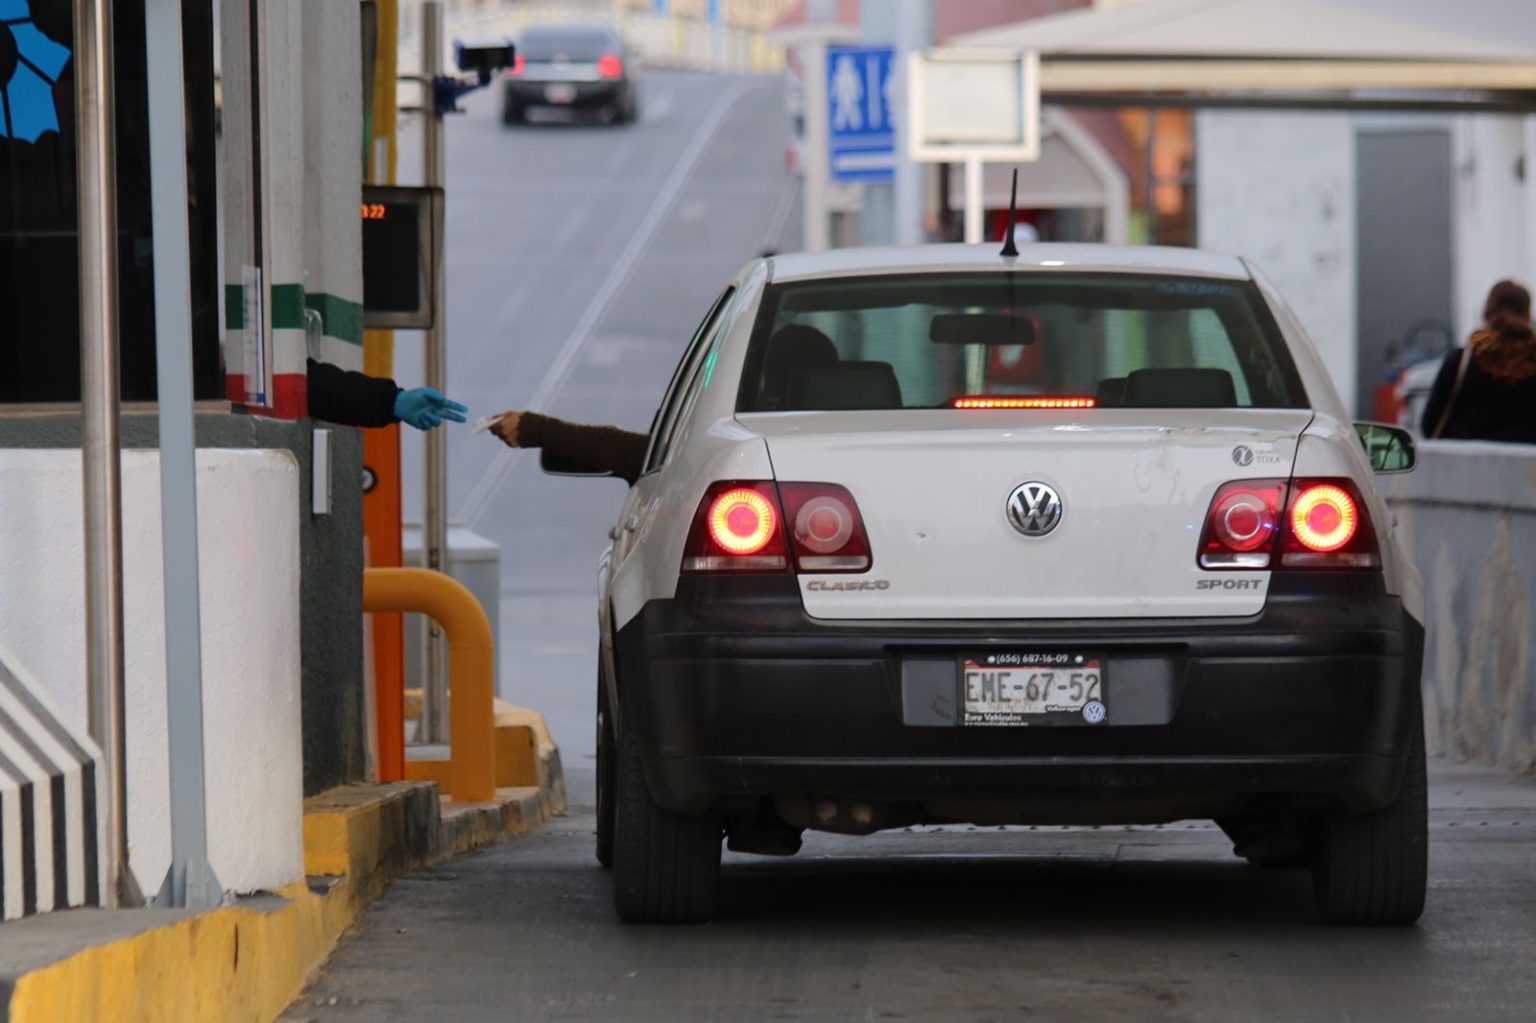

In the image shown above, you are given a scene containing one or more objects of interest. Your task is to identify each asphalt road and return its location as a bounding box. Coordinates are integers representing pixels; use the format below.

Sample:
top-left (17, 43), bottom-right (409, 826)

top-left (287, 760), bottom-right (1536, 1023)
top-left (392, 69), bottom-right (798, 761)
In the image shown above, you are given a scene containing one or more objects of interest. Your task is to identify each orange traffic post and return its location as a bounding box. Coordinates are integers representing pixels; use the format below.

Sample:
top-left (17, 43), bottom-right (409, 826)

top-left (362, 568), bottom-right (496, 803)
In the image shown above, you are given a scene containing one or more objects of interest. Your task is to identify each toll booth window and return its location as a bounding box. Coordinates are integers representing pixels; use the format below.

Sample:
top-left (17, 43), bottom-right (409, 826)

top-left (0, 0), bottom-right (220, 403)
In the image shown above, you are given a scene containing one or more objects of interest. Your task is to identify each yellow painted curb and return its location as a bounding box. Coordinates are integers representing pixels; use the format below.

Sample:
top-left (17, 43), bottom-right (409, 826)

top-left (404, 702), bottom-right (566, 813)
top-left (9, 879), bottom-right (350, 1023)
top-left (5, 729), bottom-right (565, 1022)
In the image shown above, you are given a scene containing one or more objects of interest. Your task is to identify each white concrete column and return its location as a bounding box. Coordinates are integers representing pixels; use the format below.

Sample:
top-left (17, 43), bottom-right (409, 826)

top-left (301, 0), bottom-right (366, 372)
top-left (1198, 111), bottom-right (1358, 412)
top-left (1451, 115), bottom-right (1531, 335)
top-left (260, 0), bottom-right (310, 416)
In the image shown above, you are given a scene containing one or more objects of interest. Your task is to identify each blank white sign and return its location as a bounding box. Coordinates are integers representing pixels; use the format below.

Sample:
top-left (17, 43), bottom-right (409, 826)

top-left (920, 61), bottom-right (1023, 144)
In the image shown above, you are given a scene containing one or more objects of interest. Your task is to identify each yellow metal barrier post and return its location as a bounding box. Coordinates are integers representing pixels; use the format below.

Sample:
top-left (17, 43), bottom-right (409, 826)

top-left (362, 568), bottom-right (496, 803)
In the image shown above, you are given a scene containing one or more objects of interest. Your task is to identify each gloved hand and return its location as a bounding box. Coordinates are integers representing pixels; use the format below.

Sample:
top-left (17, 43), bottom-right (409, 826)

top-left (394, 388), bottom-right (469, 431)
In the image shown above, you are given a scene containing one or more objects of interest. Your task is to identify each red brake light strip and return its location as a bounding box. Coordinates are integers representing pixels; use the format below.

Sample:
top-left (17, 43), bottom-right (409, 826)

top-left (951, 396), bottom-right (1097, 410)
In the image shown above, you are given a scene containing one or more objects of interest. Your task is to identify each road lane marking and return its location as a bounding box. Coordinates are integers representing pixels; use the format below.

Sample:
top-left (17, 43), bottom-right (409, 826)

top-left (552, 202), bottom-right (594, 250)
top-left (457, 77), bottom-right (763, 527)
top-left (759, 173), bottom-right (800, 254)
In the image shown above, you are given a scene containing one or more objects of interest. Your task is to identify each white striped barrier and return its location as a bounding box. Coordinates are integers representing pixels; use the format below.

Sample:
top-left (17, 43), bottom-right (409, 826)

top-left (0, 647), bottom-right (106, 920)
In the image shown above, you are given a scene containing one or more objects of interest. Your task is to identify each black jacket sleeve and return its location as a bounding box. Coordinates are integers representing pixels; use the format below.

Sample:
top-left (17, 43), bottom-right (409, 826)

top-left (518, 413), bottom-right (649, 485)
top-left (306, 358), bottom-right (401, 428)
top-left (1419, 348), bottom-right (1464, 438)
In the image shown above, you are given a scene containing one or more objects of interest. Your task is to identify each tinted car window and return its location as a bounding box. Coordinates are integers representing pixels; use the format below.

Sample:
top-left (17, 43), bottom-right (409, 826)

top-left (519, 27), bottom-right (615, 60)
top-left (737, 273), bottom-right (1306, 411)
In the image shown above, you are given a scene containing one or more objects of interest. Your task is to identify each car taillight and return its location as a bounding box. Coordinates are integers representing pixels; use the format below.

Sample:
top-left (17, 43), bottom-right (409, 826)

top-left (682, 482), bottom-right (788, 573)
top-left (507, 53), bottom-right (525, 76)
top-left (779, 483), bottom-right (872, 572)
top-left (1280, 479), bottom-right (1379, 568)
top-left (709, 488), bottom-right (777, 554)
top-left (597, 54), bottom-right (623, 78)
top-left (1198, 477), bottom-right (1380, 570)
top-left (1198, 480), bottom-right (1286, 569)
top-left (681, 482), bottom-right (873, 574)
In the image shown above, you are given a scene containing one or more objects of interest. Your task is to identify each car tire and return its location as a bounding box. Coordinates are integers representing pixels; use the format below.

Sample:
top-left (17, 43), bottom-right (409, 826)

top-left (1310, 702), bottom-right (1428, 926)
top-left (612, 714), bottom-right (721, 923)
top-left (595, 670), bottom-right (615, 870)
top-left (501, 102), bottom-right (522, 126)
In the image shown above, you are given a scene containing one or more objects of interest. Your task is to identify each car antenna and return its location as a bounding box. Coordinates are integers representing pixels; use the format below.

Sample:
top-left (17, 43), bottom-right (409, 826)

top-left (999, 168), bottom-right (1020, 258)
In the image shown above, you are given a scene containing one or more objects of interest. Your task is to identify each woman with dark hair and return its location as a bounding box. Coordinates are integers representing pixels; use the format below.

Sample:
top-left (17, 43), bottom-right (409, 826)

top-left (1421, 280), bottom-right (1536, 443)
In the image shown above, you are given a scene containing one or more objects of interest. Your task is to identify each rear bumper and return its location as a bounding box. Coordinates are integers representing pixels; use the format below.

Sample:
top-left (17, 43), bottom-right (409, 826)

top-left (503, 79), bottom-right (623, 110)
top-left (614, 574), bottom-right (1424, 820)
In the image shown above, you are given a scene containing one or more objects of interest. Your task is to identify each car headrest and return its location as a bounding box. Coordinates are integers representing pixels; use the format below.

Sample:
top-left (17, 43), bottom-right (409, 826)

top-left (788, 361), bottom-right (903, 411)
top-left (1122, 368), bottom-right (1237, 408)
top-left (1095, 377), bottom-right (1126, 406)
top-left (760, 325), bottom-right (839, 409)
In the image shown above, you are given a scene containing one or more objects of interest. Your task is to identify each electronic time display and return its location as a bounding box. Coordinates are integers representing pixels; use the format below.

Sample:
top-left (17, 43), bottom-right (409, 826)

top-left (360, 186), bottom-right (440, 329)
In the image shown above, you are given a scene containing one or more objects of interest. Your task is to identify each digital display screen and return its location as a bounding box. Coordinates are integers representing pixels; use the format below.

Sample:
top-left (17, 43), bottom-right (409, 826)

top-left (362, 202), bottom-right (421, 314)
top-left (360, 186), bottom-right (439, 328)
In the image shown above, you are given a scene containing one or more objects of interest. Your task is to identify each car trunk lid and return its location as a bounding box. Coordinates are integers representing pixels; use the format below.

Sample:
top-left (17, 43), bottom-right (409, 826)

top-left (740, 408), bottom-right (1313, 620)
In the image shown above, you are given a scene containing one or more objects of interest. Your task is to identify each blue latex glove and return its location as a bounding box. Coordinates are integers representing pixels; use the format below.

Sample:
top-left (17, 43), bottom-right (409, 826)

top-left (394, 388), bottom-right (469, 431)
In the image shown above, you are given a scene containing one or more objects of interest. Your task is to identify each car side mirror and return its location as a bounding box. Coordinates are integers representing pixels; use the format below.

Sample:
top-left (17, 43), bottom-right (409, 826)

top-left (1354, 421), bottom-right (1416, 473)
top-left (539, 447), bottom-right (614, 478)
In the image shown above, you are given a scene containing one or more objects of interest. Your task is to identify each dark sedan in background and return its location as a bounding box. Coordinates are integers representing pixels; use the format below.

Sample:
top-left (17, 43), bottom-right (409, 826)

top-left (503, 24), bottom-right (639, 125)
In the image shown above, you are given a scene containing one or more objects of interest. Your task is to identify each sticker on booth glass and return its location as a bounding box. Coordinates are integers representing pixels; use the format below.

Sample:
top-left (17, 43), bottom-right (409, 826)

top-left (0, 3), bottom-right (73, 144)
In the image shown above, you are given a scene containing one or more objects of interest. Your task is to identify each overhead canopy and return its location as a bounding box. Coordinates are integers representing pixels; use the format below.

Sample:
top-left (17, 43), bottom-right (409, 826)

top-left (950, 0), bottom-right (1536, 110)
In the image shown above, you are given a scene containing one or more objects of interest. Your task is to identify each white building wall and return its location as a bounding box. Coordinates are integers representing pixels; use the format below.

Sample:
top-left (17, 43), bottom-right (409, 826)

top-left (0, 449), bottom-right (305, 896)
top-left (1197, 111), bottom-right (1358, 413)
top-left (1452, 114), bottom-right (1536, 336)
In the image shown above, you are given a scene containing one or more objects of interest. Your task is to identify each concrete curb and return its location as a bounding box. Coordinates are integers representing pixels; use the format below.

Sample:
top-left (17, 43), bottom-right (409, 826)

top-left (0, 715), bottom-right (566, 1022)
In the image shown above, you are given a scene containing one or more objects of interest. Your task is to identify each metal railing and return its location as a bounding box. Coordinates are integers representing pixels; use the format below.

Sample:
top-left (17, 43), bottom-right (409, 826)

top-left (364, 568), bottom-right (497, 803)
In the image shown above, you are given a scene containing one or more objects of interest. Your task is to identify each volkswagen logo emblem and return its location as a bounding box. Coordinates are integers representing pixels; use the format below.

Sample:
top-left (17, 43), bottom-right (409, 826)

top-left (1006, 481), bottom-right (1063, 537)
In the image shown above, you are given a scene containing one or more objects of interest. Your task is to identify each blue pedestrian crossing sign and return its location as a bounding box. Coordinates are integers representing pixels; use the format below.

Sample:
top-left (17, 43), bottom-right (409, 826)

top-left (826, 45), bottom-right (895, 184)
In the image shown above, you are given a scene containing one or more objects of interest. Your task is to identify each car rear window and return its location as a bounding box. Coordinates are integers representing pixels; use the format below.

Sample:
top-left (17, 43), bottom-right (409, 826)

top-left (519, 27), bottom-right (613, 60)
top-left (736, 272), bottom-right (1307, 412)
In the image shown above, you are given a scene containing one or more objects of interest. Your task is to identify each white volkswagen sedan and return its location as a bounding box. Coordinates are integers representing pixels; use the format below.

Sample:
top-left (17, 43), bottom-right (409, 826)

top-left (563, 244), bottom-right (1425, 926)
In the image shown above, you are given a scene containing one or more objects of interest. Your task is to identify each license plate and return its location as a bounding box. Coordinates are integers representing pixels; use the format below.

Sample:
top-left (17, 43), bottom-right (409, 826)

top-left (544, 83), bottom-right (577, 104)
top-left (960, 652), bottom-right (1106, 726)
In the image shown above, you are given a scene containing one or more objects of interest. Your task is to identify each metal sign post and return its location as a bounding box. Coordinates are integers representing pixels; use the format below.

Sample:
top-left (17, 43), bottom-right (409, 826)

top-left (421, 0), bottom-right (450, 744)
top-left (71, 0), bottom-right (140, 909)
top-left (801, 36), bottom-right (831, 252)
top-left (908, 48), bottom-right (1041, 244)
top-left (145, 0), bottom-right (222, 909)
